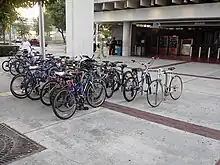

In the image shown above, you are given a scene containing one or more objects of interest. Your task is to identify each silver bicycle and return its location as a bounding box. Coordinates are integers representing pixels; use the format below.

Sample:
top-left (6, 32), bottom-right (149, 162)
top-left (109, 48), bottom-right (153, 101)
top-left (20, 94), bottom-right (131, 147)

top-left (146, 67), bottom-right (183, 107)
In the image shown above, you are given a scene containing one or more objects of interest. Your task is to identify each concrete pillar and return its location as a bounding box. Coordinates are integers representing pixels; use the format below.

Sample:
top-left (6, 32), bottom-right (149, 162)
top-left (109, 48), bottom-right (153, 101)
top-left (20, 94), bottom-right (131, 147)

top-left (125, 0), bottom-right (139, 8)
top-left (114, 1), bottom-right (124, 9)
top-left (140, 0), bottom-right (151, 7)
top-left (66, 0), bottom-right (94, 58)
top-left (94, 3), bottom-right (102, 11)
top-left (122, 22), bottom-right (131, 56)
top-left (102, 2), bottom-right (114, 10)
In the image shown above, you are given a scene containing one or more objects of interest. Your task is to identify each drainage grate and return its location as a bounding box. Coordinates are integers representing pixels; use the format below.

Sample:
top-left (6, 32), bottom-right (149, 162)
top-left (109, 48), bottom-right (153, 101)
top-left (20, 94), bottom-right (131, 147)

top-left (0, 123), bottom-right (46, 165)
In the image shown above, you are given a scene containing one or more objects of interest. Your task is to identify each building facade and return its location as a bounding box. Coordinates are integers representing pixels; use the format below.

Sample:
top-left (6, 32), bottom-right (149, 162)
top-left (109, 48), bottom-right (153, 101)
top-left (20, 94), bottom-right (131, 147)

top-left (94, 0), bottom-right (220, 61)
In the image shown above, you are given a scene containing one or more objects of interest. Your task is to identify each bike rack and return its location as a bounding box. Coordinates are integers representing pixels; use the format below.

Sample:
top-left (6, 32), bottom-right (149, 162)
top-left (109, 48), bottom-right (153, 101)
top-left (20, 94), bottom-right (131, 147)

top-left (189, 46), bottom-right (193, 58)
top-left (198, 46), bottom-right (201, 59)
top-left (217, 47), bottom-right (220, 60)
top-left (207, 47), bottom-right (211, 59)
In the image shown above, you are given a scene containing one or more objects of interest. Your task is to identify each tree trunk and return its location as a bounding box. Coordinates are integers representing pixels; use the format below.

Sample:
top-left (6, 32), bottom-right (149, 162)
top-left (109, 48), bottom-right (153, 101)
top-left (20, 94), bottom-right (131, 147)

top-left (9, 24), bottom-right (12, 45)
top-left (58, 29), bottom-right (66, 44)
top-left (2, 23), bottom-right (6, 44)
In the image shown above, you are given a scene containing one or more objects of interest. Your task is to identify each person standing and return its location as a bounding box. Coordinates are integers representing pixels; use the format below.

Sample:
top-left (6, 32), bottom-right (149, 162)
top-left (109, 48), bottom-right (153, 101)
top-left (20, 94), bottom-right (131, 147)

top-left (109, 37), bottom-right (117, 55)
top-left (98, 38), bottom-right (106, 59)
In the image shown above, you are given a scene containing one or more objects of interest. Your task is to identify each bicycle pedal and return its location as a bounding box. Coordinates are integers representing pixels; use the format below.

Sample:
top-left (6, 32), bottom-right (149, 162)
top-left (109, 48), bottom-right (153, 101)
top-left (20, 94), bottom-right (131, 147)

top-left (83, 107), bottom-right (89, 111)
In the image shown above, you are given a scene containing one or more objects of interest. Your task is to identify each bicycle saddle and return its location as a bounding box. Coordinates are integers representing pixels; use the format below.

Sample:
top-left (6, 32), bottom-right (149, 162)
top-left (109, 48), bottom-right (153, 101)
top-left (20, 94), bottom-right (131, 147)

top-left (167, 67), bottom-right (175, 71)
top-left (132, 68), bottom-right (142, 72)
top-left (59, 56), bottom-right (67, 59)
top-left (29, 66), bottom-right (39, 70)
top-left (120, 64), bottom-right (127, 68)
top-left (102, 61), bottom-right (109, 63)
top-left (55, 71), bottom-right (65, 76)
top-left (113, 61), bottom-right (123, 64)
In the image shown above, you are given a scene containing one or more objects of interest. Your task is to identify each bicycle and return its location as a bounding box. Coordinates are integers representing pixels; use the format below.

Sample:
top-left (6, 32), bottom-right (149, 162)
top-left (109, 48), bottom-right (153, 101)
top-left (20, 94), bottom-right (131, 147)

top-left (146, 67), bottom-right (183, 107)
top-left (52, 70), bottom-right (106, 120)
top-left (123, 57), bottom-right (156, 102)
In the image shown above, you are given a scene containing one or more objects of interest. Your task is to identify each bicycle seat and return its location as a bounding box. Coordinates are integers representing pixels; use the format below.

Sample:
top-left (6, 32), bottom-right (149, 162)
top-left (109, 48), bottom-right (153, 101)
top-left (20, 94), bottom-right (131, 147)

top-left (132, 68), bottom-right (142, 72)
top-left (82, 55), bottom-right (90, 59)
top-left (55, 71), bottom-right (65, 76)
top-left (59, 56), bottom-right (67, 59)
top-left (29, 66), bottom-right (39, 70)
top-left (120, 64), bottom-right (127, 68)
top-left (102, 61), bottom-right (109, 64)
top-left (113, 61), bottom-right (123, 64)
top-left (23, 65), bottom-right (30, 68)
top-left (16, 54), bottom-right (22, 58)
top-left (167, 67), bottom-right (175, 71)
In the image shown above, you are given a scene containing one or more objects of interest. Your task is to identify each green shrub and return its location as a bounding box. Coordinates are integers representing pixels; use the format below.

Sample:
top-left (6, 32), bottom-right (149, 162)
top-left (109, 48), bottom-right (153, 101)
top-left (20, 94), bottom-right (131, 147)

top-left (0, 45), bottom-right (19, 57)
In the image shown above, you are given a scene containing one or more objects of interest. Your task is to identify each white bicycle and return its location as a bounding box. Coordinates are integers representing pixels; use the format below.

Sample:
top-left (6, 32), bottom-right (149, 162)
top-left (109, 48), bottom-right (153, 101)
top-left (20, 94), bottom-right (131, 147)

top-left (146, 67), bottom-right (183, 107)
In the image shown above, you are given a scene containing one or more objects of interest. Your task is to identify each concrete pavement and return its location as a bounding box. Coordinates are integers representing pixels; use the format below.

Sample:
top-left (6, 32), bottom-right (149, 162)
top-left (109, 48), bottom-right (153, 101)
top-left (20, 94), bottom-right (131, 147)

top-left (0, 52), bottom-right (220, 165)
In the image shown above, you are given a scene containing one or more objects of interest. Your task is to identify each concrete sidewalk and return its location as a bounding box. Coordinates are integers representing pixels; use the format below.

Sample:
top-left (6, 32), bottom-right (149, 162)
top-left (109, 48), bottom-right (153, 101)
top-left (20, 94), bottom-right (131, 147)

top-left (0, 57), bottom-right (220, 165)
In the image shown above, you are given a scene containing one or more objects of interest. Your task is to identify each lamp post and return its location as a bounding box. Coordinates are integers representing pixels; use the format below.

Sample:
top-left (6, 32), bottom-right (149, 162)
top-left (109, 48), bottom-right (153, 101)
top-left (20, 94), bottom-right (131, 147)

top-left (38, 1), bottom-right (46, 59)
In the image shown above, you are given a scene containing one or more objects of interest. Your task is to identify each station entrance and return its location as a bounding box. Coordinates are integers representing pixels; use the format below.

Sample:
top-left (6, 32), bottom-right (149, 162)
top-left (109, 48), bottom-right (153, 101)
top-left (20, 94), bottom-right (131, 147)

top-left (131, 23), bottom-right (220, 62)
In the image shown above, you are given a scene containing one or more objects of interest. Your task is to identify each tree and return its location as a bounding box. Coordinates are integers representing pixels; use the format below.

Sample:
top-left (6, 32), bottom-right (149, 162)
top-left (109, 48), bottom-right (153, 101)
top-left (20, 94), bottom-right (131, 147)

top-left (33, 13), bottom-right (53, 37)
top-left (99, 24), bottom-right (112, 38)
top-left (46, 0), bottom-right (66, 43)
top-left (14, 17), bottom-right (30, 37)
top-left (0, 3), bottom-right (18, 43)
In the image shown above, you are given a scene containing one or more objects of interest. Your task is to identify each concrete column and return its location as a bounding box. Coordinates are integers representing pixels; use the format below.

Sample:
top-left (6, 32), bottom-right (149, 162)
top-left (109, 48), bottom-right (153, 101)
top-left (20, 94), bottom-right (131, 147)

top-left (122, 22), bottom-right (131, 56)
top-left (66, 0), bottom-right (94, 58)
top-left (114, 1), bottom-right (124, 9)
top-left (140, 0), bottom-right (151, 7)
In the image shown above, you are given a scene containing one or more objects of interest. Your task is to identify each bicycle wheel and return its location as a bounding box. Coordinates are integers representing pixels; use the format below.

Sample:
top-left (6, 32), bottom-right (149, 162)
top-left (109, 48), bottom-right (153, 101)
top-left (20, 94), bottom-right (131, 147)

top-left (146, 80), bottom-right (163, 107)
top-left (105, 74), bottom-right (115, 98)
top-left (10, 74), bottom-right (27, 99)
top-left (25, 79), bottom-right (41, 100)
top-left (123, 77), bottom-right (138, 102)
top-left (52, 89), bottom-right (77, 120)
top-left (113, 71), bottom-right (121, 92)
top-left (9, 60), bottom-right (20, 76)
top-left (2, 60), bottom-right (10, 72)
top-left (169, 75), bottom-right (183, 100)
top-left (86, 81), bottom-right (106, 108)
top-left (122, 70), bottom-right (132, 83)
top-left (40, 80), bottom-right (58, 106)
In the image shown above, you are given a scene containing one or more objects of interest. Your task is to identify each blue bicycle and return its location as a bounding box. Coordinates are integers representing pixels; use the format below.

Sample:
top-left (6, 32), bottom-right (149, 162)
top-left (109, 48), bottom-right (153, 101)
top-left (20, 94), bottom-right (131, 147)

top-left (52, 70), bottom-right (106, 120)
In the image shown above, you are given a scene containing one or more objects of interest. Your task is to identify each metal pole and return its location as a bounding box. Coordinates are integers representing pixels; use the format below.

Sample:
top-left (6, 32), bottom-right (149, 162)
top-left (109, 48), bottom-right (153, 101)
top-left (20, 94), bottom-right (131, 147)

top-left (217, 47), bottom-right (220, 60)
top-left (207, 47), bottom-right (211, 59)
top-left (189, 46), bottom-right (192, 58)
top-left (95, 24), bottom-right (99, 51)
top-left (198, 46), bottom-right (201, 59)
top-left (39, 1), bottom-right (46, 59)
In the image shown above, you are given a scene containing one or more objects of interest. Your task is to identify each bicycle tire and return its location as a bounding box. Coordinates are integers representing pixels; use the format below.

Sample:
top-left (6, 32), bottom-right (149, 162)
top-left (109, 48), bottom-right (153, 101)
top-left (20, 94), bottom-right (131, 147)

top-left (2, 60), bottom-right (10, 72)
top-left (105, 74), bottom-right (115, 98)
top-left (25, 79), bottom-right (41, 100)
top-left (123, 77), bottom-right (138, 102)
top-left (86, 81), bottom-right (106, 108)
top-left (169, 75), bottom-right (183, 100)
top-left (40, 80), bottom-right (58, 106)
top-left (52, 89), bottom-right (77, 120)
top-left (113, 70), bottom-right (121, 92)
top-left (146, 80), bottom-right (163, 107)
top-left (10, 74), bottom-right (27, 99)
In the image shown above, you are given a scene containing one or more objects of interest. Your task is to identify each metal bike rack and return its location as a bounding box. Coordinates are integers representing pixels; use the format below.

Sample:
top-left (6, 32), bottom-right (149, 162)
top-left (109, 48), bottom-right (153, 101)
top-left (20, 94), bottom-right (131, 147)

top-left (189, 46), bottom-right (193, 58)
top-left (217, 47), bottom-right (220, 60)
top-left (207, 47), bottom-right (211, 59)
top-left (198, 46), bottom-right (201, 59)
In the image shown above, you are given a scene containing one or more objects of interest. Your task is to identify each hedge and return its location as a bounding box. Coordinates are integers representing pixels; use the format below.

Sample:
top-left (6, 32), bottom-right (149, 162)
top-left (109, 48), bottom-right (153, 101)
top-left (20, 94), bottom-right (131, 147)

top-left (0, 45), bottom-right (19, 57)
